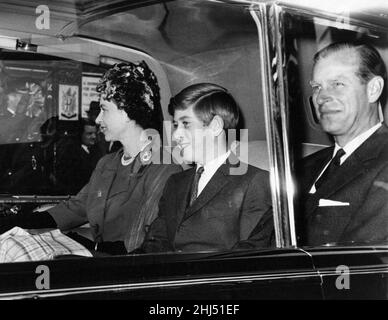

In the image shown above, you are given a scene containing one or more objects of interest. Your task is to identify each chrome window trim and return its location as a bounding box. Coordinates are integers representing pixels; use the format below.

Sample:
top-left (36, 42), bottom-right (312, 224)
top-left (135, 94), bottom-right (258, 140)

top-left (250, 3), bottom-right (296, 248)
top-left (0, 269), bottom-right (321, 300)
top-left (277, 1), bottom-right (388, 34)
top-left (2, 263), bottom-right (387, 300)
top-left (250, 0), bottom-right (388, 249)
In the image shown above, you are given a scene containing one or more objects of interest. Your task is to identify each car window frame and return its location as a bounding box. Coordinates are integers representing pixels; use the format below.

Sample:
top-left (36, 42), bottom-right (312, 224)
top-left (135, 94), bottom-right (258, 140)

top-left (256, 1), bottom-right (388, 249)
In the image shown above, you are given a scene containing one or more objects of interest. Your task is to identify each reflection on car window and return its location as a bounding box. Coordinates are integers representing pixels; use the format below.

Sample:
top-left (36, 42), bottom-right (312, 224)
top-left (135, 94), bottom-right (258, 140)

top-left (0, 0), bottom-right (276, 265)
top-left (0, 53), bottom-right (107, 196)
top-left (139, 83), bottom-right (274, 254)
top-left (284, 13), bottom-right (388, 247)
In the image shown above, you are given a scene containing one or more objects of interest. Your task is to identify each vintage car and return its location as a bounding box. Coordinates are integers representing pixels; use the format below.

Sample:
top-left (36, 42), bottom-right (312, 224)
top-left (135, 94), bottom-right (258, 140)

top-left (0, 0), bottom-right (387, 301)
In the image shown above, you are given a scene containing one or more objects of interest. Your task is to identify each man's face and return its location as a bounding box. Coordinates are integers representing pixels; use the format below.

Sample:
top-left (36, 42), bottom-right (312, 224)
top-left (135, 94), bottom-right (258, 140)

top-left (310, 49), bottom-right (376, 146)
top-left (82, 125), bottom-right (97, 147)
top-left (172, 106), bottom-right (214, 165)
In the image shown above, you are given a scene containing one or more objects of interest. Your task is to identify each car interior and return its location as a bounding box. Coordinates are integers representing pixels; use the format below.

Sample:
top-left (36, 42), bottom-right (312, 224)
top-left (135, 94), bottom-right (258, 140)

top-left (0, 0), bottom-right (387, 301)
top-left (0, 0), bottom-right (388, 255)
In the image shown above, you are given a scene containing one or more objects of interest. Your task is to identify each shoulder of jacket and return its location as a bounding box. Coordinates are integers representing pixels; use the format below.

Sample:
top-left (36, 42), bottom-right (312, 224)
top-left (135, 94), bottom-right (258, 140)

top-left (227, 160), bottom-right (269, 178)
top-left (95, 152), bottom-right (119, 170)
top-left (145, 162), bottom-right (182, 175)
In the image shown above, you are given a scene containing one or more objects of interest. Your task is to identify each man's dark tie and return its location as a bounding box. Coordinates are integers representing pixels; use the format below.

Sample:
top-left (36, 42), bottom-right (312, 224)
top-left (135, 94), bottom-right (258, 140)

top-left (188, 166), bottom-right (204, 207)
top-left (315, 148), bottom-right (345, 190)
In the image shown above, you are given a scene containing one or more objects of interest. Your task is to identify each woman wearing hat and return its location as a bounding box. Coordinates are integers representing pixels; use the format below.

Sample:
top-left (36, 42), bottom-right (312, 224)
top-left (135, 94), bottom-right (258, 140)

top-left (0, 61), bottom-right (182, 255)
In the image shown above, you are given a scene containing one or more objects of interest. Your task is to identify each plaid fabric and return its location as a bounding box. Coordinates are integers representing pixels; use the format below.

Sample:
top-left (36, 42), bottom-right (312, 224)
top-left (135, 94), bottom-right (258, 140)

top-left (0, 227), bottom-right (93, 262)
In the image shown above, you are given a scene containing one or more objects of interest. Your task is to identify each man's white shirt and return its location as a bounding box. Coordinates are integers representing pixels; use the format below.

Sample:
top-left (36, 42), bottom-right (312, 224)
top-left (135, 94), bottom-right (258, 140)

top-left (81, 144), bottom-right (90, 154)
top-left (309, 122), bottom-right (382, 194)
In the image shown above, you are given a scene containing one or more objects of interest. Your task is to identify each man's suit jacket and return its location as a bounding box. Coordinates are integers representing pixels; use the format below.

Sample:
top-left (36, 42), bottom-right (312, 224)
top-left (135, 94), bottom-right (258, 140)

top-left (142, 154), bottom-right (274, 253)
top-left (298, 125), bottom-right (388, 246)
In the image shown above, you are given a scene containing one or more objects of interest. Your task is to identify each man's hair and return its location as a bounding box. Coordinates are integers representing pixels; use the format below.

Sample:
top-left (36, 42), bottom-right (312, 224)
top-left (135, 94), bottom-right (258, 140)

top-left (87, 100), bottom-right (100, 123)
top-left (313, 42), bottom-right (387, 104)
top-left (81, 117), bottom-right (96, 129)
top-left (79, 118), bottom-right (96, 141)
top-left (168, 83), bottom-right (239, 130)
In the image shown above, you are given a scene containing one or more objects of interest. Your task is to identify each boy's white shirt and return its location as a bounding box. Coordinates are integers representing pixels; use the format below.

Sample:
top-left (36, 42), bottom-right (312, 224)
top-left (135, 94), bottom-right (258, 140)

top-left (197, 150), bottom-right (231, 196)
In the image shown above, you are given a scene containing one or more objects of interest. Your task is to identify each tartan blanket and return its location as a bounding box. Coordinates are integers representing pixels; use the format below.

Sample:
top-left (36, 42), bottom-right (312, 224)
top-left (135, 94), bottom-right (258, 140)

top-left (0, 227), bottom-right (93, 262)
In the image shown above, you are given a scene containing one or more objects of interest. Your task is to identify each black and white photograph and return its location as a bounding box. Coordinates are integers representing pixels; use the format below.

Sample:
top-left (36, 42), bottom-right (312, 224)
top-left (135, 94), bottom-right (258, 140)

top-left (0, 0), bottom-right (387, 307)
top-left (59, 84), bottom-right (79, 120)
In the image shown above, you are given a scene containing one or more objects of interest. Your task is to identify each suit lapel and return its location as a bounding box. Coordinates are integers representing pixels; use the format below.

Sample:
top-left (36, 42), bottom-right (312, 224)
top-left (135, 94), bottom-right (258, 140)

top-left (304, 154), bottom-right (365, 216)
top-left (175, 167), bottom-right (196, 225)
top-left (305, 125), bottom-right (388, 215)
top-left (183, 169), bottom-right (229, 221)
top-left (302, 147), bottom-right (333, 194)
top-left (182, 154), bottom-right (238, 222)
top-left (315, 154), bottom-right (364, 199)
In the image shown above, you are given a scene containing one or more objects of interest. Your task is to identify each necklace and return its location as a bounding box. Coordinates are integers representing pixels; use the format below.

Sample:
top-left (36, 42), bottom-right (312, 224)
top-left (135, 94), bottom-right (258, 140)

top-left (120, 138), bottom-right (151, 166)
top-left (121, 154), bottom-right (134, 166)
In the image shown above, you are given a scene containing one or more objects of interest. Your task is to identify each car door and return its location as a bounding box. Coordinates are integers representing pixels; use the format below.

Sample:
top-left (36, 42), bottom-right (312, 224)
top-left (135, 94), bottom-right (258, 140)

top-left (0, 0), bottom-right (387, 301)
top-left (0, 0), bottom-right (326, 300)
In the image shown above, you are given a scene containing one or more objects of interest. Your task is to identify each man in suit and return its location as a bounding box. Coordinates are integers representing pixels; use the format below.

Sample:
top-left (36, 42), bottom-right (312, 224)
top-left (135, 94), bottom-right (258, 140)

top-left (0, 88), bottom-right (51, 194)
top-left (140, 83), bottom-right (273, 253)
top-left (0, 90), bottom-right (30, 144)
top-left (55, 118), bottom-right (104, 194)
top-left (298, 41), bottom-right (388, 246)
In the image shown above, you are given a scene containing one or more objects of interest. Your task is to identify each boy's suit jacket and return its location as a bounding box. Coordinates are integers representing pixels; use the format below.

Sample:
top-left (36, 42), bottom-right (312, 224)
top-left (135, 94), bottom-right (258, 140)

top-left (142, 153), bottom-right (274, 253)
top-left (298, 125), bottom-right (388, 246)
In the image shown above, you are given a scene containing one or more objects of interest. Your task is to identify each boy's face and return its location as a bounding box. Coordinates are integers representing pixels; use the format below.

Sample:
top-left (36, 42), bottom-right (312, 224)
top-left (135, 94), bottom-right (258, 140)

top-left (172, 105), bottom-right (214, 165)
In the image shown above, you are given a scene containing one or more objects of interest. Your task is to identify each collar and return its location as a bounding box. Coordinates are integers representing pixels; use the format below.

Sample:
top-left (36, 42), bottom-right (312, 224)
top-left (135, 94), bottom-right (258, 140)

top-left (334, 122), bottom-right (382, 164)
top-left (81, 144), bottom-right (90, 154)
top-left (199, 150), bottom-right (231, 172)
top-left (7, 107), bottom-right (16, 116)
top-left (196, 151), bottom-right (231, 196)
top-left (122, 137), bottom-right (152, 159)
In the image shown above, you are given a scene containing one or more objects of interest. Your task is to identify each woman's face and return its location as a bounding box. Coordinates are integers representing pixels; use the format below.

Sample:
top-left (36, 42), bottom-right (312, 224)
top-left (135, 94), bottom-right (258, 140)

top-left (96, 97), bottom-right (129, 142)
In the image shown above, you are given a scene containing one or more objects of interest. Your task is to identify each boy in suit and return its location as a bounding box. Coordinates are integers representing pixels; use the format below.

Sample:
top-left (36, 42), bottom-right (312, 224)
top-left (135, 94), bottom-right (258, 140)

top-left (141, 83), bottom-right (273, 253)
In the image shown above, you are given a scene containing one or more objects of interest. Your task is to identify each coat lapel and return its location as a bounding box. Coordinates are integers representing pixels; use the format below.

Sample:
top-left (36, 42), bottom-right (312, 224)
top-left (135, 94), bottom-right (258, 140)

top-left (105, 153), bottom-right (148, 198)
top-left (302, 147), bottom-right (333, 194)
top-left (314, 153), bottom-right (365, 199)
top-left (175, 167), bottom-right (196, 225)
top-left (182, 154), bottom-right (239, 222)
top-left (304, 125), bottom-right (388, 215)
top-left (93, 151), bottom-right (151, 239)
top-left (183, 169), bottom-right (228, 221)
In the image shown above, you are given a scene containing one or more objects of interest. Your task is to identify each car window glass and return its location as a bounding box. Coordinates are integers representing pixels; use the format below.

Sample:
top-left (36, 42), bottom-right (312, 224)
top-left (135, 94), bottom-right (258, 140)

top-left (0, 52), bottom-right (107, 197)
top-left (0, 0), bottom-right (275, 266)
top-left (280, 11), bottom-right (388, 247)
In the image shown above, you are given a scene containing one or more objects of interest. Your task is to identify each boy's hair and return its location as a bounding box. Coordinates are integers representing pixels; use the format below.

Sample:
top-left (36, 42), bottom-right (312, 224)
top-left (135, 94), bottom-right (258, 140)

top-left (168, 83), bottom-right (239, 129)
